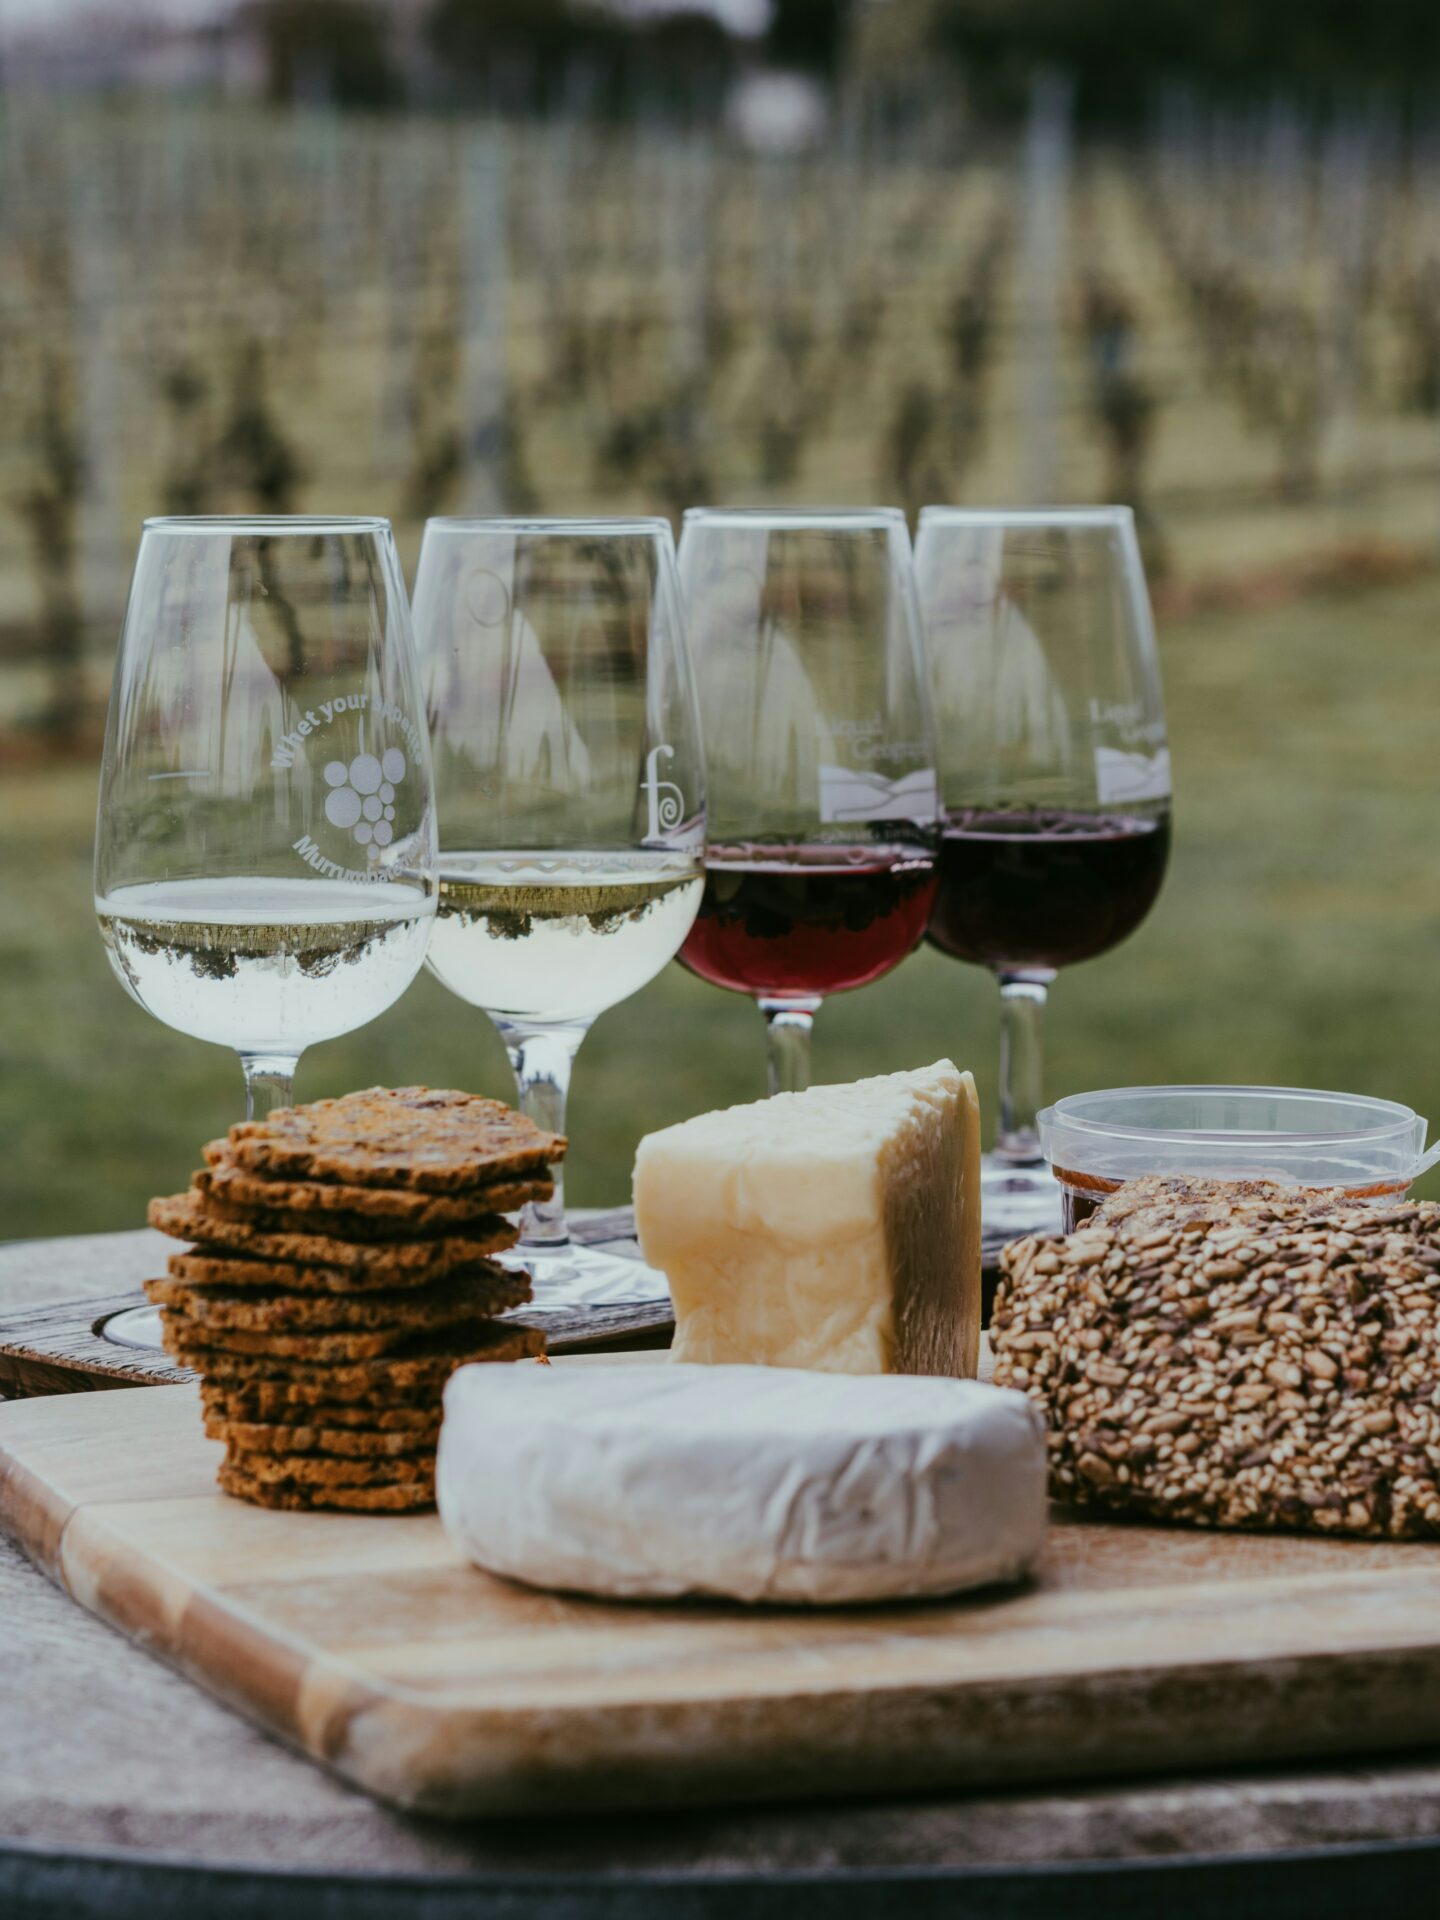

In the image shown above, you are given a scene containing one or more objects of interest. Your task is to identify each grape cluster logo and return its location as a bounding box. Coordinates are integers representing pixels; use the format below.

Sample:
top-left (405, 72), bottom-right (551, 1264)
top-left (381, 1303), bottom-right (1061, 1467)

top-left (323, 746), bottom-right (408, 855)
top-left (281, 697), bottom-right (425, 881)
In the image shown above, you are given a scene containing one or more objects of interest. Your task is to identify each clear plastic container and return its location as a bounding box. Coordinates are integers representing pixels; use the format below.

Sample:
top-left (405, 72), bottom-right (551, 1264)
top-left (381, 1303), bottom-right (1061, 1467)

top-left (1037, 1085), bottom-right (1440, 1232)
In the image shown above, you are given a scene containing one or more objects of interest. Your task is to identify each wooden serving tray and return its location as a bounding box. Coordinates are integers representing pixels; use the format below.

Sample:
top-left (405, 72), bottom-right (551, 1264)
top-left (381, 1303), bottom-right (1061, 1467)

top-left (5, 1380), bottom-right (1440, 1817)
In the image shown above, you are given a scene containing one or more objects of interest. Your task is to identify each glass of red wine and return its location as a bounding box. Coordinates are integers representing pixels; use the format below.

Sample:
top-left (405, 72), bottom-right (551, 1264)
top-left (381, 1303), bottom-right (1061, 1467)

top-left (676, 507), bottom-right (939, 1094)
top-left (915, 506), bottom-right (1171, 1235)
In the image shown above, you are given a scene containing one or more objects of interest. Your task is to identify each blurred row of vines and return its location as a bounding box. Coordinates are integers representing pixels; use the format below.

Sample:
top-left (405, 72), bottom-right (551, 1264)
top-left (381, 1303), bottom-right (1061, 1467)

top-left (4, 82), bottom-right (1440, 750)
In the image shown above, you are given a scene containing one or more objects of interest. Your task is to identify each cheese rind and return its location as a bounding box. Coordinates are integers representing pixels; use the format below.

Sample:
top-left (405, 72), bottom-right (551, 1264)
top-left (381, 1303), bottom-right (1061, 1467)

top-left (633, 1061), bottom-right (981, 1377)
top-left (438, 1362), bottom-right (1047, 1604)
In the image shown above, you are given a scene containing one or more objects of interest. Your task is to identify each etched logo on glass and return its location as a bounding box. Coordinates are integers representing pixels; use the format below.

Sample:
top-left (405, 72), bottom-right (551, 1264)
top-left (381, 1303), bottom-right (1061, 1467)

top-left (323, 742), bottom-right (409, 855)
top-left (276, 701), bottom-right (423, 880)
top-left (818, 764), bottom-right (939, 825)
top-left (643, 744), bottom-right (688, 841)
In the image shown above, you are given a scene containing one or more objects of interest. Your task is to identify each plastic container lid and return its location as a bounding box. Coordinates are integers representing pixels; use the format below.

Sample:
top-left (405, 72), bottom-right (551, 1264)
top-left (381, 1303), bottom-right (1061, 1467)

top-left (1038, 1085), bottom-right (1440, 1194)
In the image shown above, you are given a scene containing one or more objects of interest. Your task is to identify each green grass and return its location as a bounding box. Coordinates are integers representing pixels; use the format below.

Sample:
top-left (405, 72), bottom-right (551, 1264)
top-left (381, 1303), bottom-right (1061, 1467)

top-left (4, 568), bottom-right (1440, 1240)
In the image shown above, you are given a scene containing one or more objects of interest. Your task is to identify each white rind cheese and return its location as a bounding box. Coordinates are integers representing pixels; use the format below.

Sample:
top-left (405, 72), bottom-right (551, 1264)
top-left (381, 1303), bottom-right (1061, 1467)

top-left (438, 1363), bottom-right (1048, 1604)
top-left (633, 1060), bottom-right (981, 1377)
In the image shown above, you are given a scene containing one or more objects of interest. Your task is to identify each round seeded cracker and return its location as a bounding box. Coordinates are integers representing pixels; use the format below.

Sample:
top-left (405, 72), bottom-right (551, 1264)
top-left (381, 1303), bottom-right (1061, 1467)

top-left (221, 1086), bottom-right (563, 1193)
top-left (147, 1266), bottom-right (527, 1333)
top-left (224, 1447), bottom-right (434, 1488)
top-left (218, 1461), bottom-right (435, 1512)
top-left (207, 1417), bottom-right (439, 1458)
top-left (163, 1309), bottom-right (527, 1365)
top-left (149, 1191), bottom-right (519, 1272)
top-left (192, 1168), bottom-right (550, 1239)
top-left (202, 1386), bottom-right (440, 1430)
top-left (174, 1320), bottom-right (546, 1398)
top-left (164, 1248), bottom-right (529, 1299)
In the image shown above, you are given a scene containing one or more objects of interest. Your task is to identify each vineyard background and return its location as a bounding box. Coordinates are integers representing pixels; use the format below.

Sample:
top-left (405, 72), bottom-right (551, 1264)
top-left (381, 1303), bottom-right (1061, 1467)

top-left (6, 96), bottom-right (1440, 740)
top-left (4, 82), bottom-right (1440, 1234)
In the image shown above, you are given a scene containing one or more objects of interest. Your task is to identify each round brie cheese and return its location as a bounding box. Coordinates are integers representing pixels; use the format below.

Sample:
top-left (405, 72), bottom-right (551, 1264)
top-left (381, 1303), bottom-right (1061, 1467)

top-left (437, 1362), bottom-right (1048, 1605)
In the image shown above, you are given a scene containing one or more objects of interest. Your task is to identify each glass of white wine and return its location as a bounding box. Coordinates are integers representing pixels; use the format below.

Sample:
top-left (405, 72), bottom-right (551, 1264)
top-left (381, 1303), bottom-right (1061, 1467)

top-left (95, 517), bottom-right (438, 1349)
top-left (413, 517), bottom-right (706, 1309)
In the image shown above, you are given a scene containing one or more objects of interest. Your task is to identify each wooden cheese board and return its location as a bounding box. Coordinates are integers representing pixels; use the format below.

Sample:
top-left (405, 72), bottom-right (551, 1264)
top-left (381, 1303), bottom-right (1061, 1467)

top-left (5, 1378), bottom-right (1440, 1817)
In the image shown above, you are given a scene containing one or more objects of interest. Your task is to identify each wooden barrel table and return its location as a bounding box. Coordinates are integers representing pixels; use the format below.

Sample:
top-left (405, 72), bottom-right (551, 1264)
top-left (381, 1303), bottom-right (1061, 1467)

top-left (4, 1521), bottom-right (1440, 1919)
top-left (5, 1227), bottom-right (1440, 1916)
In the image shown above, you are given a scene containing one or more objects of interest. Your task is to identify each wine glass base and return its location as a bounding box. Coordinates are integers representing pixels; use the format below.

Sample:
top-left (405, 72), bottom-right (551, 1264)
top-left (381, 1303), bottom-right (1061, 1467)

top-left (103, 1304), bottom-right (166, 1351)
top-left (494, 1243), bottom-right (672, 1313)
top-left (981, 1156), bottom-right (1064, 1240)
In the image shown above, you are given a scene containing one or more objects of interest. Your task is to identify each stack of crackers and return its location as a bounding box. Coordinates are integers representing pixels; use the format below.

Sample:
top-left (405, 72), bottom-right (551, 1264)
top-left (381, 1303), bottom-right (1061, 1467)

top-left (146, 1087), bottom-right (563, 1513)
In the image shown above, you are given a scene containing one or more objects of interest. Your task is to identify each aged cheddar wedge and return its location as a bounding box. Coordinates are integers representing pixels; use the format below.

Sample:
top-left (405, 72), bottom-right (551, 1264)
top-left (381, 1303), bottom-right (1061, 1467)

top-left (438, 1362), bottom-right (1046, 1603)
top-left (633, 1060), bottom-right (981, 1376)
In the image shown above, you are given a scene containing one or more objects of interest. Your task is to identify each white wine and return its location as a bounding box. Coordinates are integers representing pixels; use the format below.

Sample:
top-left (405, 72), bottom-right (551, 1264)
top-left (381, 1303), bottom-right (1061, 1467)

top-left (96, 876), bottom-right (435, 1054)
top-left (427, 852), bottom-right (702, 1025)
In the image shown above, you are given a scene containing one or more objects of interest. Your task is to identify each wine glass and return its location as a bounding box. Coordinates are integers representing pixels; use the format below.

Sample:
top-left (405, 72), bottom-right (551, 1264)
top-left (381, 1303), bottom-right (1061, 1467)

top-left (675, 507), bottom-right (939, 1094)
top-left (915, 505), bottom-right (1171, 1236)
top-left (413, 517), bottom-right (706, 1309)
top-left (96, 515), bottom-right (438, 1347)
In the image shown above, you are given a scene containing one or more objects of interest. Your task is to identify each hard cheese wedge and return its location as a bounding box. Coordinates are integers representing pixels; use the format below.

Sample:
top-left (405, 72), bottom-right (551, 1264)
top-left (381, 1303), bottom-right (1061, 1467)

top-left (438, 1362), bottom-right (1046, 1603)
top-left (634, 1060), bottom-right (981, 1376)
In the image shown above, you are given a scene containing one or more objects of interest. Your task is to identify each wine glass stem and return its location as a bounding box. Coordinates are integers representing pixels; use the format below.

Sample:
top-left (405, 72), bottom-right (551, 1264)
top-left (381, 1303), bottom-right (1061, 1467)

top-left (498, 1020), bottom-right (589, 1250)
top-left (995, 972), bottom-right (1053, 1165)
top-left (758, 998), bottom-right (820, 1096)
top-left (239, 1053), bottom-right (299, 1122)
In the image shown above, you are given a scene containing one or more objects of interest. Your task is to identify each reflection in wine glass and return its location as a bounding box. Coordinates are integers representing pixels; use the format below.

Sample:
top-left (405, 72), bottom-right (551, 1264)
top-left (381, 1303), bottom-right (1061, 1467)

top-left (414, 517), bottom-right (706, 1309)
top-left (916, 506), bottom-right (1171, 1236)
top-left (677, 508), bottom-right (939, 1095)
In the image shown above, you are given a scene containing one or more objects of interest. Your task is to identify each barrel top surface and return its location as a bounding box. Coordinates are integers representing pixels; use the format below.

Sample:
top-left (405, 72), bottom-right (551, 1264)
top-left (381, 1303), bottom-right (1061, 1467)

top-left (5, 1232), bottom-right (1440, 1891)
top-left (0, 1221), bottom-right (673, 1396)
top-left (6, 1450), bottom-right (1440, 1881)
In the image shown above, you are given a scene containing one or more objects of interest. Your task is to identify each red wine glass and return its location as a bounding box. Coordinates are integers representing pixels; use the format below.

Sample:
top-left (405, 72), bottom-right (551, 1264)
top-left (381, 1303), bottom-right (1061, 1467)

top-left (915, 506), bottom-right (1171, 1235)
top-left (676, 507), bottom-right (939, 1094)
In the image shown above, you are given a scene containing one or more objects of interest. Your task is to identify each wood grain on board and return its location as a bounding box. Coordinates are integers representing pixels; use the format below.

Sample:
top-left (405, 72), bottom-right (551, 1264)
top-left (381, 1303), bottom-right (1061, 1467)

top-left (0, 1216), bottom-right (673, 1397)
top-left (4, 1380), bottom-right (1440, 1819)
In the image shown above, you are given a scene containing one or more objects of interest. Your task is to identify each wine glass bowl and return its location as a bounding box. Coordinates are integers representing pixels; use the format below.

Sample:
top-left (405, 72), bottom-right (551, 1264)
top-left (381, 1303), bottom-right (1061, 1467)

top-left (676, 507), bottom-right (939, 1094)
top-left (94, 516), bottom-right (437, 1117)
top-left (414, 516), bottom-right (705, 1308)
top-left (915, 505), bottom-right (1171, 1235)
top-left (925, 811), bottom-right (1170, 975)
top-left (680, 845), bottom-right (938, 1001)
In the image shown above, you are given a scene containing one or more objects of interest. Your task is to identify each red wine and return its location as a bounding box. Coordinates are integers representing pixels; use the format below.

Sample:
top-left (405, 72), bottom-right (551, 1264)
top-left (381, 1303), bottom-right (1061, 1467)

top-left (680, 846), bottom-right (938, 1001)
top-left (927, 809), bottom-right (1169, 972)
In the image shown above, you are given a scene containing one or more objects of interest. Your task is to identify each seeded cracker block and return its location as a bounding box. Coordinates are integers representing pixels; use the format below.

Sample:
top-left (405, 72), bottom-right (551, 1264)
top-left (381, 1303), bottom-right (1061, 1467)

top-left (992, 1177), bottom-right (1440, 1540)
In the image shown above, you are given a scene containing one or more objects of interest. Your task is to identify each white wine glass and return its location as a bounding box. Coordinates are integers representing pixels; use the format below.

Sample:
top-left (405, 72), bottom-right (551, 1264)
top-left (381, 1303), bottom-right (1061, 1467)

top-left (96, 517), bottom-right (437, 1342)
top-left (915, 506), bottom-right (1171, 1237)
top-left (414, 516), bottom-right (706, 1310)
